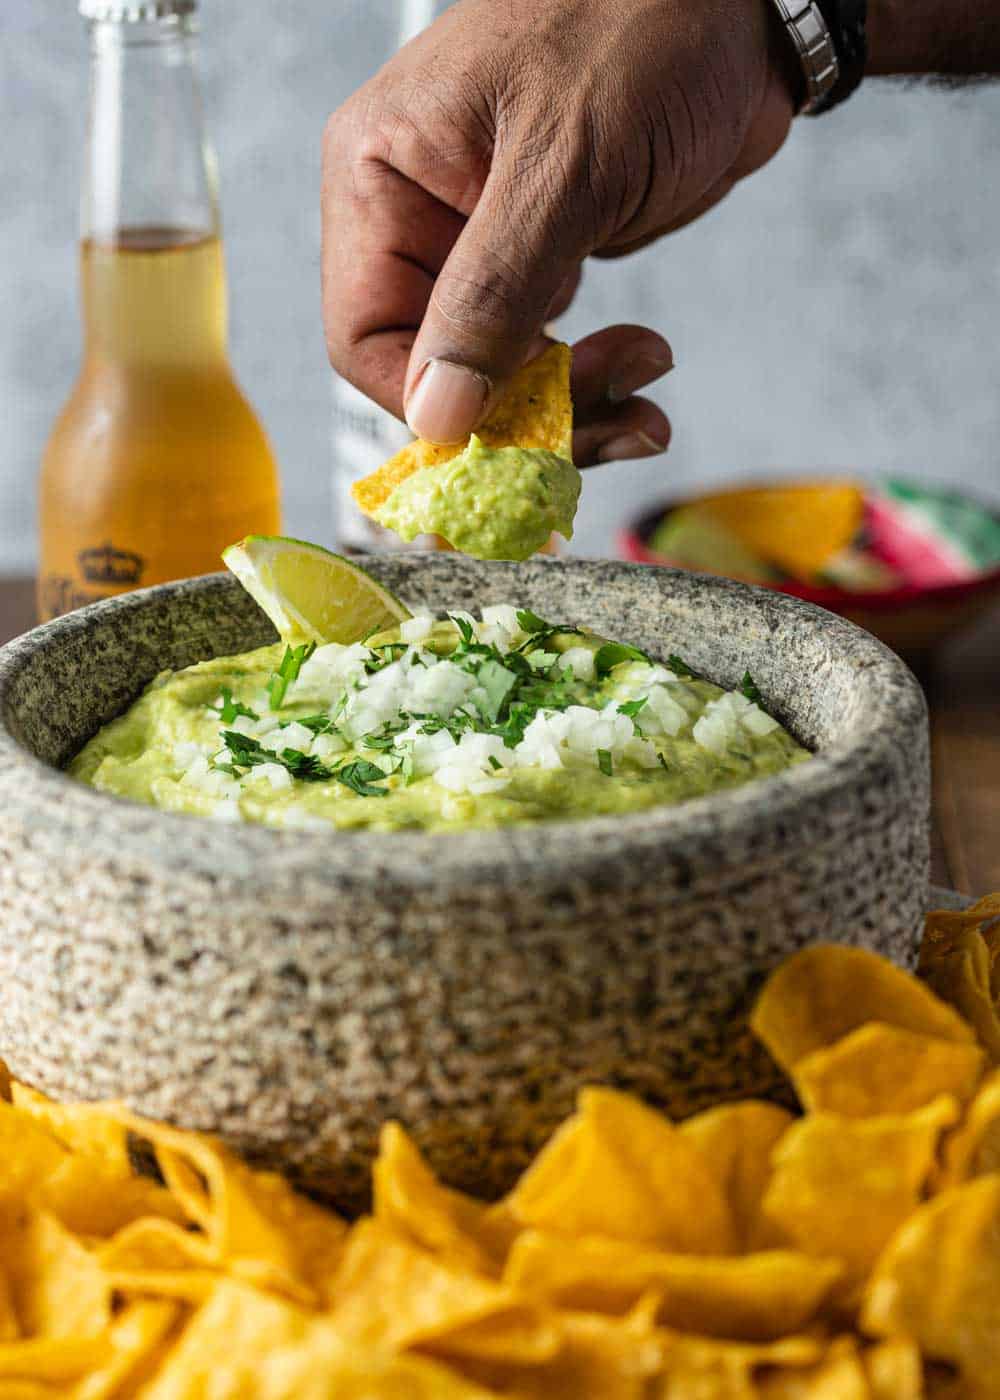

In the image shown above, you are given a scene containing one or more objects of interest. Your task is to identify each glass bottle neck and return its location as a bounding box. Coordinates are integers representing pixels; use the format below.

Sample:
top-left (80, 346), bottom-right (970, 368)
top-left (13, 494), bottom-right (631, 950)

top-left (81, 15), bottom-right (228, 364)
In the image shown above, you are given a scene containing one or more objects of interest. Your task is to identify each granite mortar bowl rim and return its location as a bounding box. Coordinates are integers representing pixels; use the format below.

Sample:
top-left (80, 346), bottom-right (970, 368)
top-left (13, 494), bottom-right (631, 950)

top-left (0, 556), bottom-right (926, 891)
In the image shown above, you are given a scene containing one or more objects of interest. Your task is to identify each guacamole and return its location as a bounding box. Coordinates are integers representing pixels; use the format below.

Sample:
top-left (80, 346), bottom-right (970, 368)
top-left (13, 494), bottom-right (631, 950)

top-left (373, 436), bottom-right (581, 561)
top-left (70, 606), bottom-right (809, 833)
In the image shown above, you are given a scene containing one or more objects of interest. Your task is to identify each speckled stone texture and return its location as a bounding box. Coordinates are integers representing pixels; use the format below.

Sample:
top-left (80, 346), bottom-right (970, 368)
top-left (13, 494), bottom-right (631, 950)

top-left (0, 557), bottom-right (929, 1211)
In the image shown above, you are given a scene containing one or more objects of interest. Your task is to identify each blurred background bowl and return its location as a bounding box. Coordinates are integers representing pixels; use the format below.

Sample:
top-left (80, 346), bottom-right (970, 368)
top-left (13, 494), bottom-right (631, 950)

top-left (619, 480), bottom-right (1000, 663)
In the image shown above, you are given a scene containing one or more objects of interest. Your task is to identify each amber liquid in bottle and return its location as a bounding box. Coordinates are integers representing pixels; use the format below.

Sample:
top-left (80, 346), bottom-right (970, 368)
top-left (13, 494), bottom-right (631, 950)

top-left (38, 229), bottom-right (279, 618)
top-left (38, 7), bottom-right (280, 620)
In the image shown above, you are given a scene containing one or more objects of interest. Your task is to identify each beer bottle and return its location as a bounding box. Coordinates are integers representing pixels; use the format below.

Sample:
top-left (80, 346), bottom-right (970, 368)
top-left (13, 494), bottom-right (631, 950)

top-left (38, 0), bottom-right (281, 620)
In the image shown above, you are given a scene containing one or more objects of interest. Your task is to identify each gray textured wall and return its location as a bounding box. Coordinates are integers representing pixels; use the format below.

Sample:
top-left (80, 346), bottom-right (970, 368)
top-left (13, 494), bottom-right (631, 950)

top-left (3, 1), bottom-right (999, 574)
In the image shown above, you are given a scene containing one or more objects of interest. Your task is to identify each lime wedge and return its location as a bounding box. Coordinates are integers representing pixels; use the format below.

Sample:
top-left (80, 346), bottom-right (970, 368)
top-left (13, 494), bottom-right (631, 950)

top-left (222, 535), bottom-right (411, 644)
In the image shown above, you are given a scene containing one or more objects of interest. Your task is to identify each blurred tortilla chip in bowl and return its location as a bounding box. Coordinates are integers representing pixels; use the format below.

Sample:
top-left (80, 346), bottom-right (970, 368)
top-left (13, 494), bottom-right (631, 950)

top-left (619, 477), bottom-right (1000, 659)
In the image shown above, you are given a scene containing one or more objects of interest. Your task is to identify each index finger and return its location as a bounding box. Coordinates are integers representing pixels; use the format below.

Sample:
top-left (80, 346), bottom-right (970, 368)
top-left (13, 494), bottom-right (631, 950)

top-left (321, 123), bottom-right (465, 418)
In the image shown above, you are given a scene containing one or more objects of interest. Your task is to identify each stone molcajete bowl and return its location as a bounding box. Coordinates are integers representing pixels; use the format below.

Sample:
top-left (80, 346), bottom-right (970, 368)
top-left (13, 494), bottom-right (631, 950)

top-left (0, 556), bottom-right (929, 1211)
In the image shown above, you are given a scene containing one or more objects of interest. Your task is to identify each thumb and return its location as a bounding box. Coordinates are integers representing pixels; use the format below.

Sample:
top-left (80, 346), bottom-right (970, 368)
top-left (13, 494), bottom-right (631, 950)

top-left (403, 154), bottom-right (586, 443)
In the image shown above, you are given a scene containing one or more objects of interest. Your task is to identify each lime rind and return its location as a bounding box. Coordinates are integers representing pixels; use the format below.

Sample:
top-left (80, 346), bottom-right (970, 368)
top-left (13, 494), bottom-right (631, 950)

top-left (222, 535), bottom-right (411, 645)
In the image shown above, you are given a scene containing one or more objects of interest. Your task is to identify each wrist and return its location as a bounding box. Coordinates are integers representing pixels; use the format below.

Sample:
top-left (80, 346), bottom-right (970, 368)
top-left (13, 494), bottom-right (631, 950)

top-left (868, 0), bottom-right (1000, 75)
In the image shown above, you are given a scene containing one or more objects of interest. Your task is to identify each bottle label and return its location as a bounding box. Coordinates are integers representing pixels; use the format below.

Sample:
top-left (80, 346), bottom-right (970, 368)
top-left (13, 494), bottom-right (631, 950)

top-left (330, 374), bottom-right (437, 552)
top-left (38, 542), bottom-right (147, 620)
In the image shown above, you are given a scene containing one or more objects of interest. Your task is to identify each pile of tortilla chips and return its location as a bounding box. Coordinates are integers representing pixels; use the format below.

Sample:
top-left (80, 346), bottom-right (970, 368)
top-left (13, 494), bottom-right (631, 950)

top-left (3, 896), bottom-right (1000, 1398)
top-left (351, 342), bottom-right (574, 520)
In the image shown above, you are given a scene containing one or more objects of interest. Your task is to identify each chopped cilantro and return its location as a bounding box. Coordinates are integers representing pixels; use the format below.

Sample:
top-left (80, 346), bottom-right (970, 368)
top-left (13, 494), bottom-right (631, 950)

top-left (218, 730), bottom-right (332, 784)
top-left (487, 754), bottom-right (503, 771)
top-left (333, 759), bottom-right (389, 797)
top-left (516, 608), bottom-right (549, 633)
top-left (269, 642), bottom-right (316, 710)
top-left (667, 654), bottom-right (699, 680)
top-left (298, 714), bottom-right (334, 735)
top-left (449, 614), bottom-right (475, 644)
top-left (657, 752), bottom-right (670, 773)
top-left (597, 748), bottom-right (613, 776)
top-left (617, 697), bottom-right (648, 719)
top-left (594, 642), bottom-right (650, 676)
top-left (741, 671), bottom-right (763, 705)
top-left (217, 687), bottom-right (259, 724)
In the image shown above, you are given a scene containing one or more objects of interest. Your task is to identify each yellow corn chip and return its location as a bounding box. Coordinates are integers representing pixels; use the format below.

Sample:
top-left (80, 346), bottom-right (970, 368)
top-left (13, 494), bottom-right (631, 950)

top-left (73, 1299), bottom-right (180, 1400)
top-left (457, 1310), bottom-right (669, 1400)
top-left (373, 1122), bottom-right (504, 1276)
top-left (657, 1332), bottom-right (826, 1400)
top-left (0, 1270), bottom-right (18, 1345)
top-left (920, 896), bottom-right (1000, 1061)
top-left (109, 1110), bottom-right (346, 1303)
top-left (352, 342), bottom-right (572, 517)
top-left (938, 1068), bottom-right (1000, 1188)
top-left (98, 1217), bottom-right (221, 1304)
top-left (751, 944), bottom-right (973, 1074)
top-left (137, 1280), bottom-right (315, 1400)
top-left (862, 1338), bottom-right (924, 1400)
top-left (255, 1325), bottom-right (499, 1400)
top-left (0, 1100), bottom-right (68, 1198)
top-left (501, 1087), bottom-right (734, 1255)
top-left (503, 1230), bottom-right (841, 1341)
top-left (327, 1218), bottom-right (559, 1364)
top-left (761, 1097), bottom-right (958, 1296)
top-left (679, 1101), bottom-right (794, 1251)
top-left (862, 1175), bottom-right (1000, 1395)
top-left (2, 1207), bottom-right (111, 1341)
top-left (793, 1022), bottom-right (985, 1117)
top-left (755, 1337), bottom-right (871, 1398)
top-left (696, 481), bottom-right (865, 581)
top-left (0, 1336), bottom-right (112, 1385)
top-left (11, 1086), bottom-right (134, 1176)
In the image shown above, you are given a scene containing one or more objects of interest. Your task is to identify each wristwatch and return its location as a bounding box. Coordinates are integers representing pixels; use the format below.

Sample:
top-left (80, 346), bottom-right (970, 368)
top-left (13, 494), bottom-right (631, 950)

top-left (768, 0), bottom-right (868, 115)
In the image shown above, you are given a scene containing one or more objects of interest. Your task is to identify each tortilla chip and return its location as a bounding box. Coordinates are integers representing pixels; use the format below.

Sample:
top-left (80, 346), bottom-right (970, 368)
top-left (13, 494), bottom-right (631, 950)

top-left (455, 1310), bottom-right (669, 1400)
top-left (255, 1325), bottom-right (499, 1400)
top-left (696, 481), bottom-right (864, 581)
top-left (327, 1218), bottom-right (559, 1364)
top-left (657, 1332), bottom-right (826, 1400)
top-left (761, 1097), bottom-right (958, 1296)
top-left (936, 1067), bottom-right (1000, 1189)
top-left (862, 1175), bottom-right (1000, 1394)
top-left (679, 1101), bottom-right (794, 1251)
top-left (2, 1208), bottom-right (111, 1342)
top-left (98, 1217), bottom-right (221, 1304)
top-left (373, 1122), bottom-right (504, 1276)
top-left (74, 1299), bottom-right (181, 1400)
top-left (352, 342), bottom-right (573, 517)
top-left (793, 1022), bottom-right (985, 1117)
top-left (919, 896), bottom-right (1000, 1061)
top-left (751, 944), bottom-right (974, 1075)
top-left (137, 1280), bottom-right (315, 1400)
top-left (862, 1338), bottom-right (925, 1400)
top-left (109, 1110), bottom-right (346, 1303)
top-left (500, 1087), bottom-right (734, 1255)
top-left (503, 1231), bottom-right (841, 1341)
top-left (0, 1100), bottom-right (68, 1197)
top-left (755, 1337), bottom-right (871, 1398)
top-left (0, 1336), bottom-right (112, 1386)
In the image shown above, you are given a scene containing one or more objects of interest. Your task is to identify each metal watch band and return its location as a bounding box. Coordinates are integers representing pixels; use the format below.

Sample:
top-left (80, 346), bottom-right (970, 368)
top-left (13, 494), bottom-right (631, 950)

top-left (808, 0), bottom-right (869, 115)
top-left (768, 0), bottom-right (840, 115)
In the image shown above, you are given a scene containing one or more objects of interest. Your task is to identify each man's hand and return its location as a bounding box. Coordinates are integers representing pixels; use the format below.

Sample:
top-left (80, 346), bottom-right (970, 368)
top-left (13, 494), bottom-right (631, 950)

top-left (322, 0), bottom-right (797, 460)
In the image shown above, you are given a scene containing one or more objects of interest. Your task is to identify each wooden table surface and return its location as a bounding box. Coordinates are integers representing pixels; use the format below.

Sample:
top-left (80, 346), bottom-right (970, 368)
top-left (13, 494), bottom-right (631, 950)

top-left (1, 576), bottom-right (996, 895)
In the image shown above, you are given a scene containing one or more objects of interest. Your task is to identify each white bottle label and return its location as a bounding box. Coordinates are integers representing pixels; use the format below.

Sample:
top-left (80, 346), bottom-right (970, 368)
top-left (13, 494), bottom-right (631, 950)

top-left (331, 373), bottom-right (428, 550)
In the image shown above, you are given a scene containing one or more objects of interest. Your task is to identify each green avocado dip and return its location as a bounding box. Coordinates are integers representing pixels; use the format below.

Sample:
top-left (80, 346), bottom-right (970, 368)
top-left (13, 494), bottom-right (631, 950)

top-left (70, 606), bottom-right (809, 833)
top-left (373, 436), bottom-right (581, 561)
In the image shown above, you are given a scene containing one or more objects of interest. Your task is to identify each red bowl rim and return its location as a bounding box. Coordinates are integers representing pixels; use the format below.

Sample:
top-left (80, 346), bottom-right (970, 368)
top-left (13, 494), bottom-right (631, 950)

top-left (619, 500), bottom-right (1000, 614)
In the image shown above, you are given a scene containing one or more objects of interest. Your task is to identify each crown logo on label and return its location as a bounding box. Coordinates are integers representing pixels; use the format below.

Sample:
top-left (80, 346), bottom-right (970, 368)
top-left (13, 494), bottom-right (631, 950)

top-left (77, 542), bottom-right (145, 586)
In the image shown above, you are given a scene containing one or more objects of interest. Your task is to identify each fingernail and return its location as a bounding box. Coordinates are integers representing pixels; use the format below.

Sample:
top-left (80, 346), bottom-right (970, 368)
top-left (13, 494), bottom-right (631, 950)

top-left (608, 351), bottom-right (675, 405)
top-left (597, 431), bottom-right (668, 463)
top-left (405, 360), bottom-right (490, 443)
